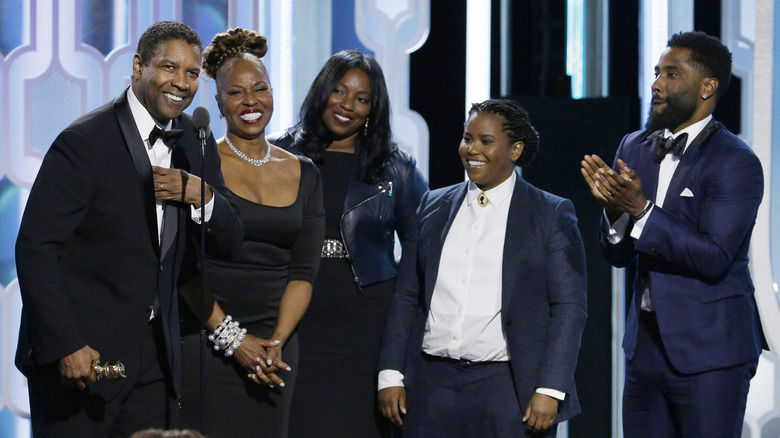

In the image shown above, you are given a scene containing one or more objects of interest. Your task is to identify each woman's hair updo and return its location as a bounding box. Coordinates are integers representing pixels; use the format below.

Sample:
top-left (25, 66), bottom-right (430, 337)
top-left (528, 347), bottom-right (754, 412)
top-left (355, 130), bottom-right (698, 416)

top-left (202, 27), bottom-right (268, 79)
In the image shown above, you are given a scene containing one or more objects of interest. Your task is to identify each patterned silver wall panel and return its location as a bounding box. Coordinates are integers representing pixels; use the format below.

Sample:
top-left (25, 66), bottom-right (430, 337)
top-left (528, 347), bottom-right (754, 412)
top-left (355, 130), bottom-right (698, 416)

top-left (0, 1), bottom-right (431, 435)
top-left (354, 0), bottom-right (430, 172)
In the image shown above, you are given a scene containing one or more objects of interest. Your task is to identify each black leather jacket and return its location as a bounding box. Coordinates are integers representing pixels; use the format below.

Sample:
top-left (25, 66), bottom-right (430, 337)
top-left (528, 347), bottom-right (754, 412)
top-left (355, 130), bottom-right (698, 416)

top-left (271, 130), bottom-right (428, 287)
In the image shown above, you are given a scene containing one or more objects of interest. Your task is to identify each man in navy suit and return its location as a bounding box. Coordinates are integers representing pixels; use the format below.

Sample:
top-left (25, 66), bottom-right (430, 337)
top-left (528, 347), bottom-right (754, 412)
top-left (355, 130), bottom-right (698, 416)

top-left (15, 21), bottom-right (242, 436)
top-left (378, 99), bottom-right (587, 437)
top-left (582, 31), bottom-right (766, 437)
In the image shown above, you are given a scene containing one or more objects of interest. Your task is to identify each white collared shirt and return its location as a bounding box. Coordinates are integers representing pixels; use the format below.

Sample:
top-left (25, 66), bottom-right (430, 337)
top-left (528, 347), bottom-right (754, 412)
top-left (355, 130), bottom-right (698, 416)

top-left (378, 172), bottom-right (565, 400)
top-left (421, 172), bottom-right (515, 362)
top-left (126, 88), bottom-right (213, 242)
top-left (606, 115), bottom-right (713, 310)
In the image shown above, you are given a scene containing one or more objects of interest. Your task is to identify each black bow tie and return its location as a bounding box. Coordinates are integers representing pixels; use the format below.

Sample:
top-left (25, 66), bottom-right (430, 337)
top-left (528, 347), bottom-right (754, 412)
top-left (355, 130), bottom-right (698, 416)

top-left (149, 126), bottom-right (184, 148)
top-left (653, 132), bottom-right (688, 163)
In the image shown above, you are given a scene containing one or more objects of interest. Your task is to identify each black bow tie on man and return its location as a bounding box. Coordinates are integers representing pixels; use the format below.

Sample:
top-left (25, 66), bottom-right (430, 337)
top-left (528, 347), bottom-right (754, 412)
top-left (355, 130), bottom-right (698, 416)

top-left (149, 126), bottom-right (184, 148)
top-left (654, 132), bottom-right (688, 163)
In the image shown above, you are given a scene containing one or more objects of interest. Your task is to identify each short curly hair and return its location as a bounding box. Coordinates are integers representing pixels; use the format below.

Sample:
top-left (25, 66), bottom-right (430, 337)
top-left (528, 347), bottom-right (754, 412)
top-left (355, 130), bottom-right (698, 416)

top-left (667, 31), bottom-right (732, 99)
top-left (467, 99), bottom-right (540, 167)
top-left (136, 21), bottom-right (202, 66)
top-left (202, 27), bottom-right (268, 80)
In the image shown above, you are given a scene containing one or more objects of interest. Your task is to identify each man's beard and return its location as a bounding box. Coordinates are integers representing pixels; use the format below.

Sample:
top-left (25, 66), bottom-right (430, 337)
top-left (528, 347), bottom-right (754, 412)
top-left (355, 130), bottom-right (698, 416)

top-left (645, 92), bottom-right (698, 132)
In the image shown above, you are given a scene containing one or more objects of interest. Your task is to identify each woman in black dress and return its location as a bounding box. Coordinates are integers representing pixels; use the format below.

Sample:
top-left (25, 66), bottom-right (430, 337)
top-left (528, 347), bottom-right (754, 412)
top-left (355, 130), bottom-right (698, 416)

top-left (272, 50), bottom-right (428, 438)
top-left (179, 28), bottom-right (324, 438)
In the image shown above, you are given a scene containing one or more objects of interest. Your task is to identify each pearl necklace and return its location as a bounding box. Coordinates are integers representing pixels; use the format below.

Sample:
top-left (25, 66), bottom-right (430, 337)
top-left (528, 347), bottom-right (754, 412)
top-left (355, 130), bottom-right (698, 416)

top-left (225, 136), bottom-right (271, 167)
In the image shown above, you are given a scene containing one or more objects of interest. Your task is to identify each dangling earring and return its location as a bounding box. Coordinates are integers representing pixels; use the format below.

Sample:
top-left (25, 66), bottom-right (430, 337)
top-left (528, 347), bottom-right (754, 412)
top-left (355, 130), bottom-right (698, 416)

top-left (363, 117), bottom-right (370, 136)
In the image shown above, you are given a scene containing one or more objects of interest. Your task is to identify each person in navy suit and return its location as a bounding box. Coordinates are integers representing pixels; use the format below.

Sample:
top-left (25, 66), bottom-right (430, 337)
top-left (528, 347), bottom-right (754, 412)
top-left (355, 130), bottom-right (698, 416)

top-left (581, 31), bottom-right (766, 438)
top-left (15, 21), bottom-right (243, 437)
top-left (378, 99), bottom-right (587, 437)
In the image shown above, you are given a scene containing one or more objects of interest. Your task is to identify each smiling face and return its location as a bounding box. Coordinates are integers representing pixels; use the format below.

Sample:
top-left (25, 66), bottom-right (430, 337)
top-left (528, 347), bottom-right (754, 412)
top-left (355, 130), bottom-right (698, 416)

top-left (217, 56), bottom-right (273, 140)
top-left (646, 46), bottom-right (711, 133)
top-left (132, 38), bottom-right (201, 124)
top-left (459, 111), bottom-right (523, 191)
top-left (321, 68), bottom-right (372, 142)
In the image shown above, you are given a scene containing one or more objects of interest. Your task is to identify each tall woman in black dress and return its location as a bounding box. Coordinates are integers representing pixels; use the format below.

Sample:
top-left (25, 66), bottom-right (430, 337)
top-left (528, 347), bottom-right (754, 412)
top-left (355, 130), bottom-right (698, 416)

top-left (179, 28), bottom-right (324, 438)
top-left (272, 50), bottom-right (428, 438)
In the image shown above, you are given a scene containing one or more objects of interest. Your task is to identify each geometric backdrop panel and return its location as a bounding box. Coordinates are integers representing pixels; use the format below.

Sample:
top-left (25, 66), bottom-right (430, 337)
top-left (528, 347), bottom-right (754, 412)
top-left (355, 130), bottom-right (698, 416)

top-left (0, 1), bottom-right (430, 436)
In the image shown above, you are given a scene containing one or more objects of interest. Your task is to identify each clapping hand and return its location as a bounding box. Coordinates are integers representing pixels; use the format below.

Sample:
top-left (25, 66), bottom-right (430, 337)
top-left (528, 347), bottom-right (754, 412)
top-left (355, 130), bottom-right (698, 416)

top-left (581, 155), bottom-right (647, 219)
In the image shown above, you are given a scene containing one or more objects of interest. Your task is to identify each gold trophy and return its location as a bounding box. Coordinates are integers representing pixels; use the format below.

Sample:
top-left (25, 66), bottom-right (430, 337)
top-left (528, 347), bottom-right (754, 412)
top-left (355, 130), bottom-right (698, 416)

top-left (91, 360), bottom-right (127, 380)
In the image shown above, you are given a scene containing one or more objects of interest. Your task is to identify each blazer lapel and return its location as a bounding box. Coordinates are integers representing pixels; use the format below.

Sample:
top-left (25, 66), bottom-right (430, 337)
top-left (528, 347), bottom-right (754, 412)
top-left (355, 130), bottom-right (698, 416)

top-left (638, 132), bottom-right (662, 202)
top-left (663, 120), bottom-right (719, 210)
top-left (114, 89), bottom-right (160, 254)
top-left (501, 173), bottom-right (531, 312)
top-left (424, 183), bottom-right (468, 307)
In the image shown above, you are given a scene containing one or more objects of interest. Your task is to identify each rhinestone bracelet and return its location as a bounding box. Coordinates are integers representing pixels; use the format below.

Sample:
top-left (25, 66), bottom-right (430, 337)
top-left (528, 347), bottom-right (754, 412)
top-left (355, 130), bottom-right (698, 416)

top-left (208, 315), bottom-right (247, 357)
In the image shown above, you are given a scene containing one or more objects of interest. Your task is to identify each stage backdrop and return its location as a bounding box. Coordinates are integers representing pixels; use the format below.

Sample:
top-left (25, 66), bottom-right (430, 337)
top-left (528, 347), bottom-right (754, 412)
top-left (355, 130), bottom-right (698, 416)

top-left (2, 1), bottom-right (780, 438)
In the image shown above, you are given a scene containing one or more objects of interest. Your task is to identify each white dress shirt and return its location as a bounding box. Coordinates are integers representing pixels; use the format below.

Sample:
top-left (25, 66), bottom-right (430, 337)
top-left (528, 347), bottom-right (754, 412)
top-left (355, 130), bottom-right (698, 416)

top-left (606, 115), bottom-right (712, 311)
top-left (422, 173), bottom-right (514, 362)
top-left (379, 172), bottom-right (565, 400)
top-left (126, 88), bottom-right (213, 242)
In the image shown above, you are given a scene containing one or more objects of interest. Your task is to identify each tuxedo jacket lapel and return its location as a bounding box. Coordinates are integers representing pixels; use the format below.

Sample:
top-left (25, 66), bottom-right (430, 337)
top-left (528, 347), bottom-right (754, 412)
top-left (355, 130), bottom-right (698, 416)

top-left (663, 144), bottom-right (700, 211)
top-left (424, 183), bottom-right (468, 307)
top-left (639, 134), bottom-right (661, 202)
top-left (160, 129), bottom-right (191, 260)
top-left (663, 120), bottom-right (719, 211)
top-left (114, 90), bottom-right (160, 254)
top-left (159, 203), bottom-right (179, 260)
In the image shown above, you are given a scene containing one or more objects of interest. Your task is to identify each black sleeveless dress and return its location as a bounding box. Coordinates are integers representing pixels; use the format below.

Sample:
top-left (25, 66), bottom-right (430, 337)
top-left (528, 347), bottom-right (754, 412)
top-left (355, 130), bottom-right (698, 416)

top-left (180, 157), bottom-right (324, 438)
top-left (289, 151), bottom-right (394, 438)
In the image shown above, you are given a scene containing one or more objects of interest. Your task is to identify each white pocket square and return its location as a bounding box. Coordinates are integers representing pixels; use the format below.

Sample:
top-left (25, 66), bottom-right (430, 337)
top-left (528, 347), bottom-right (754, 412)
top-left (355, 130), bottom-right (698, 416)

top-left (680, 188), bottom-right (694, 197)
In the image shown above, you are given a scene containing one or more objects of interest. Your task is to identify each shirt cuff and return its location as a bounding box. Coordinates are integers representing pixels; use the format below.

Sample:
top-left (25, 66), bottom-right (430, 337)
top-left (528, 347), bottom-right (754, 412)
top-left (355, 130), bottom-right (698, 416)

top-left (605, 210), bottom-right (630, 244)
top-left (190, 192), bottom-right (215, 224)
top-left (629, 202), bottom-right (654, 240)
top-left (378, 369), bottom-right (405, 391)
top-left (536, 387), bottom-right (566, 401)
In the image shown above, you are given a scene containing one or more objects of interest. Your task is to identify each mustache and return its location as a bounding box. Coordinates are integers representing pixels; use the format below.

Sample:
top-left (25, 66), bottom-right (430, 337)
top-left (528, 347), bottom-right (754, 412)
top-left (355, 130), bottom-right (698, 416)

top-left (651, 95), bottom-right (668, 104)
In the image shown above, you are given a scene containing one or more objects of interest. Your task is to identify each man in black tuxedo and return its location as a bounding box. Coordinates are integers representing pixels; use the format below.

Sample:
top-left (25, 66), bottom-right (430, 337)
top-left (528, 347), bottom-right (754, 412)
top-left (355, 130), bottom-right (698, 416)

top-left (15, 21), bottom-right (243, 437)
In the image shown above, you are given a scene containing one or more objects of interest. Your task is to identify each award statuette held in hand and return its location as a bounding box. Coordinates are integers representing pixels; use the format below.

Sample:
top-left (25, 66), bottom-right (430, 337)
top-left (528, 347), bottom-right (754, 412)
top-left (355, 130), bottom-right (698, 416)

top-left (92, 360), bottom-right (126, 380)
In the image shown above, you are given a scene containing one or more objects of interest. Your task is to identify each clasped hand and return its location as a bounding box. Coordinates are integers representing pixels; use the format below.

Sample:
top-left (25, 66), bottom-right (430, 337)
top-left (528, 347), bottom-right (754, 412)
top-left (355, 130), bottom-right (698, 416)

top-left (233, 335), bottom-right (290, 388)
top-left (152, 166), bottom-right (213, 208)
top-left (580, 155), bottom-right (647, 219)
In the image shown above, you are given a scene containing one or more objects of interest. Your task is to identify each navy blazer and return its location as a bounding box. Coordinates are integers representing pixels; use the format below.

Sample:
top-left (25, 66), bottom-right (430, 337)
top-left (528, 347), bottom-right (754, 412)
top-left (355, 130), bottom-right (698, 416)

top-left (600, 120), bottom-right (767, 374)
top-left (15, 89), bottom-right (243, 398)
top-left (379, 170), bottom-right (588, 422)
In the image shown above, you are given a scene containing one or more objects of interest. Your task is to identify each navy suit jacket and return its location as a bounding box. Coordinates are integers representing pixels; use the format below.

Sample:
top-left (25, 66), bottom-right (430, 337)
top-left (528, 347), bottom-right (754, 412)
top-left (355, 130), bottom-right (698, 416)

top-left (600, 120), bottom-right (766, 374)
top-left (379, 171), bottom-right (588, 422)
top-left (15, 89), bottom-right (243, 399)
